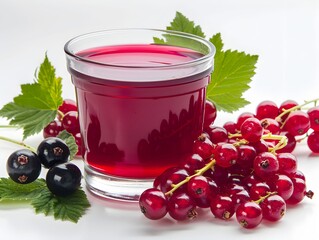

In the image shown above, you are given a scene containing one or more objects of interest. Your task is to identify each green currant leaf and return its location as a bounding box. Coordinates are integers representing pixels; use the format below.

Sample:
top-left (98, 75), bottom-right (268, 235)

top-left (53, 189), bottom-right (91, 223)
top-left (0, 178), bottom-right (91, 223)
top-left (0, 178), bottom-right (46, 201)
top-left (207, 47), bottom-right (258, 112)
top-left (31, 188), bottom-right (57, 216)
top-left (0, 54), bottom-right (63, 139)
top-left (154, 12), bottom-right (208, 54)
top-left (57, 130), bottom-right (78, 160)
top-left (166, 11), bottom-right (205, 37)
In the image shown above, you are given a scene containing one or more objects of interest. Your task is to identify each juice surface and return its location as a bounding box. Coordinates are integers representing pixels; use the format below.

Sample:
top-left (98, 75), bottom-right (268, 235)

top-left (72, 44), bottom-right (209, 178)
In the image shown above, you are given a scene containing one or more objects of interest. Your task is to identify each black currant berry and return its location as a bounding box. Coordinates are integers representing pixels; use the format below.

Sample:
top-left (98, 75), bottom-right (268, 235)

top-left (37, 137), bottom-right (70, 168)
top-left (6, 149), bottom-right (41, 184)
top-left (46, 163), bottom-right (82, 196)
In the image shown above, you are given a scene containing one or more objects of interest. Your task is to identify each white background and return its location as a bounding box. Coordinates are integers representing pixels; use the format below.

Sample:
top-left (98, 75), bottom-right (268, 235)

top-left (0, 0), bottom-right (319, 239)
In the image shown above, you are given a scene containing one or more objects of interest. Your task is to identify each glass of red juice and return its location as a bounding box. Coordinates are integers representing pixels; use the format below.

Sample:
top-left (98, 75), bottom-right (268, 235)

top-left (64, 29), bottom-right (215, 201)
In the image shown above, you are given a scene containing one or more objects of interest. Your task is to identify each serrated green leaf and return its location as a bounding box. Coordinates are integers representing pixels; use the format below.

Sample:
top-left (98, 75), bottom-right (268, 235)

top-left (0, 102), bottom-right (57, 139)
top-left (37, 54), bottom-right (63, 109)
top-left (57, 130), bottom-right (78, 160)
top-left (31, 187), bottom-right (90, 223)
top-left (0, 178), bottom-right (46, 201)
top-left (0, 178), bottom-right (90, 223)
top-left (209, 33), bottom-right (223, 54)
top-left (0, 54), bottom-right (63, 139)
top-left (167, 11), bottom-right (205, 37)
top-left (31, 188), bottom-right (57, 216)
top-left (154, 12), bottom-right (209, 54)
top-left (53, 189), bottom-right (90, 223)
top-left (208, 48), bottom-right (258, 112)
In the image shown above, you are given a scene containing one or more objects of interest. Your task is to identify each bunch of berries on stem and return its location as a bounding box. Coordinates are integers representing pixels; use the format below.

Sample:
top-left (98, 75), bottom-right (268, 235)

top-left (139, 98), bottom-right (318, 229)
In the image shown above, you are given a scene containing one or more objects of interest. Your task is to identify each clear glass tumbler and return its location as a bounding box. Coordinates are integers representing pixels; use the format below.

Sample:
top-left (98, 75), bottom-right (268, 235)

top-left (64, 28), bottom-right (215, 201)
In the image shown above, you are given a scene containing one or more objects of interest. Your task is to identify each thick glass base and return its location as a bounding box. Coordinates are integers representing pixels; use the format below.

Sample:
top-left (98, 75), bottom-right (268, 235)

top-left (84, 164), bottom-right (153, 201)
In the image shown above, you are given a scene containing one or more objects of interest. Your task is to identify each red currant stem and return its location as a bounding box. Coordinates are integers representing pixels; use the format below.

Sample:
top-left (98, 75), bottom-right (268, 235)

top-left (0, 135), bottom-right (36, 152)
top-left (232, 139), bottom-right (249, 147)
top-left (275, 97), bottom-right (319, 123)
top-left (261, 133), bottom-right (288, 153)
top-left (57, 110), bottom-right (65, 120)
top-left (228, 133), bottom-right (242, 139)
top-left (254, 191), bottom-right (277, 205)
top-left (165, 159), bottom-right (216, 196)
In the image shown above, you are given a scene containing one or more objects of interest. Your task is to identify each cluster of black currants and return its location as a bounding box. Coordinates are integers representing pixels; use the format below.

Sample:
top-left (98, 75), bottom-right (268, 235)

top-left (43, 99), bottom-right (82, 157)
top-left (6, 137), bottom-right (82, 197)
top-left (139, 99), bottom-right (316, 229)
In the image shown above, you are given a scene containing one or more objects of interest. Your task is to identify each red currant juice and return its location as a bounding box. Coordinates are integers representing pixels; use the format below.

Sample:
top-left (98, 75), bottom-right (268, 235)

top-left (71, 44), bottom-right (210, 179)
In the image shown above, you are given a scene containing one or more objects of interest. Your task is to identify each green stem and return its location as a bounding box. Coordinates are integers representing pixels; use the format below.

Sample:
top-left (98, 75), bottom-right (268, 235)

top-left (0, 135), bottom-right (36, 152)
top-left (261, 133), bottom-right (288, 153)
top-left (254, 191), bottom-right (277, 204)
top-left (57, 110), bottom-right (65, 120)
top-left (0, 125), bottom-right (17, 128)
top-left (165, 159), bottom-right (216, 196)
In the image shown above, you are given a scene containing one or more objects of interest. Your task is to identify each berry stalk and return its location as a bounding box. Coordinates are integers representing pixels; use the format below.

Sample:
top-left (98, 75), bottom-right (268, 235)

top-left (165, 159), bottom-right (216, 196)
top-left (0, 135), bottom-right (36, 152)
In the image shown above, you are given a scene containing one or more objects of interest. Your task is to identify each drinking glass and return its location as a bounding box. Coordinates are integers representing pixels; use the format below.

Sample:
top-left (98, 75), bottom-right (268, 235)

top-left (64, 28), bottom-right (215, 201)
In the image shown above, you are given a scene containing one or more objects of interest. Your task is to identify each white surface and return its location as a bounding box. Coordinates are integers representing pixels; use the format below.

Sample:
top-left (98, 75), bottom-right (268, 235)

top-left (0, 0), bottom-right (319, 239)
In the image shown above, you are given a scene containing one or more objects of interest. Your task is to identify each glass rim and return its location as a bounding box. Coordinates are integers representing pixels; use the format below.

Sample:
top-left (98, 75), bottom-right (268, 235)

top-left (64, 28), bottom-right (215, 69)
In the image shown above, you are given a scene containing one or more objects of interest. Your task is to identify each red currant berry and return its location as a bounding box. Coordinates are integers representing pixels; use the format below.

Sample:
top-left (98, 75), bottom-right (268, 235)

top-left (240, 117), bottom-right (263, 143)
top-left (236, 201), bottom-right (263, 229)
top-left (192, 134), bottom-right (214, 159)
top-left (278, 100), bottom-right (298, 123)
top-left (307, 106), bottom-right (319, 131)
top-left (159, 167), bottom-right (189, 194)
top-left (181, 154), bottom-right (205, 175)
top-left (260, 194), bottom-right (286, 222)
top-left (256, 100), bottom-right (279, 120)
top-left (270, 174), bottom-right (294, 201)
top-left (210, 195), bottom-right (235, 220)
top-left (277, 152), bottom-right (297, 175)
top-left (284, 110), bottom-right (310, 136)
top-left (58, 99), bottom-right (78, 120)
top-left (236, 144), bottom-right (256, 169)
top-left (236, 112), bottom-right (255, 130)
top-left (249, 182), bottom-right (271, 201)
top-left (307, 131), bottom-right (319, 153)
top-left (253, 152), bottom-right (279, 180)
top-left (139, 188), bottom-right (168, 220)
top-left (206, 126), bottom-right (228, 144)
top-left (62, 111), bottom-right (80, 134)
top-left (286, 177), bottom-right (313, 205)
top-left (214, 143), bottom-right (238, 168)
top-left (187, 175), bottom-right (212, 208)
top-left (260, 118), bottom-right (280, 134)
top-left (43, 120), bottom-right (63, 138)
top-left (203, 100), bottom-right (217, 130)
top-left (167, 192), bottom-right (197, 221)
top-left (223, 121), bottom-right (237, 134)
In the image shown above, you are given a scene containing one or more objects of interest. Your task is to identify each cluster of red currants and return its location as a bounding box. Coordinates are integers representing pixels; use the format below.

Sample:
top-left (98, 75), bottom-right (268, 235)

top-left (139, 98), bottom-right (317, 229)
top-left (43, 99), bottom-right (82, 157)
